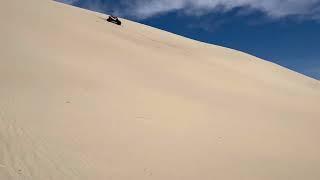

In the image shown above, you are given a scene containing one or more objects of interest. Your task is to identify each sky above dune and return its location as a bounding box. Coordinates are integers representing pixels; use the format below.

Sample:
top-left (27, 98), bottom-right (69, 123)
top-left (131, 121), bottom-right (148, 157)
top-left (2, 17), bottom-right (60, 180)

top-left (59, 0), bottom-right (320, 79)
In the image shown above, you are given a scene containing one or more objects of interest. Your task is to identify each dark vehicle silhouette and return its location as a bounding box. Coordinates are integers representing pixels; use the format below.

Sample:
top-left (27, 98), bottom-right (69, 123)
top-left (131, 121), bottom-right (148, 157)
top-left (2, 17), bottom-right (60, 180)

top-left (107, 15), bottom-right (121, 25)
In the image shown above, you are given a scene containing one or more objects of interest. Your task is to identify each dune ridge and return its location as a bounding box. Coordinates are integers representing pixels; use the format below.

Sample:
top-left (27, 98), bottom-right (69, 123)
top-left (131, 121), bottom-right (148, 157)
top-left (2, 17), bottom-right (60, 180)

top-left (1, 0), bottom-right (320, 179)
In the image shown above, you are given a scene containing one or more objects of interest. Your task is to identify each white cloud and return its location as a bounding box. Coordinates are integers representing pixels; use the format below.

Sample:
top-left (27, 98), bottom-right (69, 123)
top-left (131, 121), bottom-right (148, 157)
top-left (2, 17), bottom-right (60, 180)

top-left (126, 0), bottom-right (320, 19)
top-left (60, 0), bottom-right (320, 20)
top-left (57, 0), bottom-right (79, 4)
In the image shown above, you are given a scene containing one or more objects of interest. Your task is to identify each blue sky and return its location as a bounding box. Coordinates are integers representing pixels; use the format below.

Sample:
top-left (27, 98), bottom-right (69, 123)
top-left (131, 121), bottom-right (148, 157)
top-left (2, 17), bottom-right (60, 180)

top-left (59, 0), bottom-right (320, 80)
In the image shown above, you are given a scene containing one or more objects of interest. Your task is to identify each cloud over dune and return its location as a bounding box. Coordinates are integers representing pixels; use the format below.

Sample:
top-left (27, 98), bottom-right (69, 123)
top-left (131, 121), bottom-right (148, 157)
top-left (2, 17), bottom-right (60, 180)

top-left (62, 0), bottom-right (320, 20)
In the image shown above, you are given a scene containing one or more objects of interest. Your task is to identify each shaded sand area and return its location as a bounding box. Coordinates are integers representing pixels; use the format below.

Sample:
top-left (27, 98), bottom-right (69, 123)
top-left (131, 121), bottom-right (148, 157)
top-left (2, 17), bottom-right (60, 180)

top-left (1, 0), bottom-right (320, 179)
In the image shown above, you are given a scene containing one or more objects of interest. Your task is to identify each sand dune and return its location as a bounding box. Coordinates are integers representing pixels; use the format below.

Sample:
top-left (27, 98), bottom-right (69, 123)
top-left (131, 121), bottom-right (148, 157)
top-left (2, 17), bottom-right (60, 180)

top-left (1, 0), bottom-right (320, 179)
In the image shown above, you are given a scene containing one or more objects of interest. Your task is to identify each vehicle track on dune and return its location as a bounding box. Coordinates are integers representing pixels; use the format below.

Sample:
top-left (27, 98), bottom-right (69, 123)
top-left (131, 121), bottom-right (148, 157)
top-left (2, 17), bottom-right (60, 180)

top-left (0, 102), bottom-right (89, 180)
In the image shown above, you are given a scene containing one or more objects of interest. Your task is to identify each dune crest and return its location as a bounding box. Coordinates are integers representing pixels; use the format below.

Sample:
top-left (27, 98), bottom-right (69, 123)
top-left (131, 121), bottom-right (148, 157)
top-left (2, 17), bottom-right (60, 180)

top-left (1, 0), bottom-right (320, 179)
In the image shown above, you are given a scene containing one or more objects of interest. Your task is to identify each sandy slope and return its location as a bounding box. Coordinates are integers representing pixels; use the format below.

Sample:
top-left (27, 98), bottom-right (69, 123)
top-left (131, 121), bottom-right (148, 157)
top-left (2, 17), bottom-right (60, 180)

top-left (0, 0), bottom-right (320, 179)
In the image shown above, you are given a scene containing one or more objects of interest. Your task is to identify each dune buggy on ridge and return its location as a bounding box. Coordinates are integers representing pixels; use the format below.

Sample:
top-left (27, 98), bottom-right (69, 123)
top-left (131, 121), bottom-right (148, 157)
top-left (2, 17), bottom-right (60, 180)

top-left (107, 15), bottom-right (121, 25)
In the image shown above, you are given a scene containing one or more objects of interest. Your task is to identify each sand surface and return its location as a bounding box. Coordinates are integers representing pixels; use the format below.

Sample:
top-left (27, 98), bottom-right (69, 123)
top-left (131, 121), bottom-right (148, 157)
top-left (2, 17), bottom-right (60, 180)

top-left (1, 0), bottom-right (320, 179)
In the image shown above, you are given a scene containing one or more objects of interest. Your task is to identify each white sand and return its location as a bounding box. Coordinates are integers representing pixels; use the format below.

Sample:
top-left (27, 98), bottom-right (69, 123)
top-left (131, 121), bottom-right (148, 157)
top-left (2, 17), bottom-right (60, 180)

top-left (1, 0), bottom-right (320, 179)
